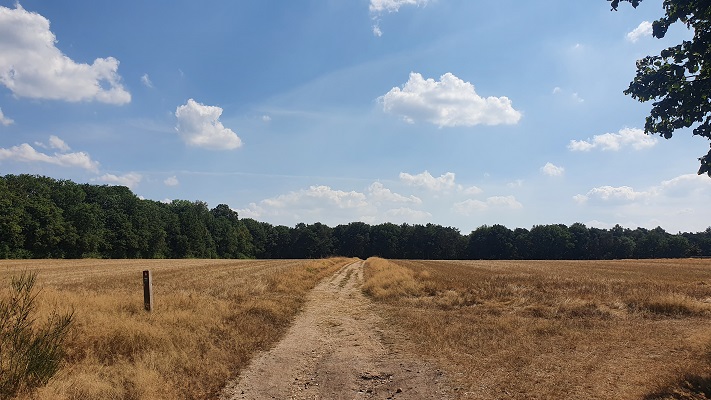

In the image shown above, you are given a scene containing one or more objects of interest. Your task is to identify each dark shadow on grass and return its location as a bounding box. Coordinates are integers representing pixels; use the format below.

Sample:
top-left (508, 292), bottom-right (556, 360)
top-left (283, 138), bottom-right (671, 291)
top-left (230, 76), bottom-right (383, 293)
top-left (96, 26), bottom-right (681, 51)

top-left (645, 374), bottom-right (711, 400)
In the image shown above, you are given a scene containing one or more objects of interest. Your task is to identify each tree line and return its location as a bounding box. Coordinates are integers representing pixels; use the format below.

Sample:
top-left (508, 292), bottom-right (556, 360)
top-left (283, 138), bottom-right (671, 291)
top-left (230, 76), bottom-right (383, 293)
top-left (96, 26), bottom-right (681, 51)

top-left (1, 174), bottom-right (710, 260)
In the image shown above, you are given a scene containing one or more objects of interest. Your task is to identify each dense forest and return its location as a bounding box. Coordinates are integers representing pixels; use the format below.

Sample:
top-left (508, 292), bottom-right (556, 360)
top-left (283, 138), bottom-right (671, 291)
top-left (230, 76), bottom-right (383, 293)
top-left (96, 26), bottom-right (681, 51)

top-left (1, 174), bottom-right (710, 260)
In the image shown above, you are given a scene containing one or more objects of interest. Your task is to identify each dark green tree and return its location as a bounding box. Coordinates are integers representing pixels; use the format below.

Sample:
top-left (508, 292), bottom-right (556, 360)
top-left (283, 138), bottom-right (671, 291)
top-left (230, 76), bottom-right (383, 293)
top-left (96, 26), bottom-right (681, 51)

top-left (368, 223), bottom-right (401, 259)
top-left (467, 225), bottom-right (516, 260)
top-left (610, 0), bottom-right (711, 174)
top-left (527, 224), bottom-right (574, 260)
top-left (333, 222), bottom-right (371, 259)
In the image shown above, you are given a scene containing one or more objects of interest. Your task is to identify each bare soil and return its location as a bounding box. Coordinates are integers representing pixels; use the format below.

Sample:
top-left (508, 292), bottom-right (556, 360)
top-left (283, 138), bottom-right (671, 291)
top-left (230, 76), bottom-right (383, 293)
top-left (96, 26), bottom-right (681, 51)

top-left (220, 261), bottom-right (450, 400)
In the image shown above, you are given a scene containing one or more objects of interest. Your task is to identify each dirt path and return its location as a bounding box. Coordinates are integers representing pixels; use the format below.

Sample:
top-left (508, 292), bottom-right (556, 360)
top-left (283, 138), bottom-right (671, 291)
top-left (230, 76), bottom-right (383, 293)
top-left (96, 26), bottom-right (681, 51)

top-left (220, 261), bottom-right (450, 400)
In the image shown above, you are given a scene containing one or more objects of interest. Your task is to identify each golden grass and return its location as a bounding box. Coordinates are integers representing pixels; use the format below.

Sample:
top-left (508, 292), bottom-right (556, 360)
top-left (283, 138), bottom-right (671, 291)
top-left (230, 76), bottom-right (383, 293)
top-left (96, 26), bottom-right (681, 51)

top-left (0, 258), bottom-right (351, 400)
top-left (363, 257), bottom-right (711, 399)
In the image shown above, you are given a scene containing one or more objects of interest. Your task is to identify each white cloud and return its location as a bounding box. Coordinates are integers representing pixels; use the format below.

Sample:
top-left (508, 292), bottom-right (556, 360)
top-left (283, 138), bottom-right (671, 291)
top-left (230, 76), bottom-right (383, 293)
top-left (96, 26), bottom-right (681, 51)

top-left (379, 72), bottom-right (521, 127)
top-left (400, 170), bottom-right (456, 191)
top-left (574, 185), bottom-right (650, 203)
top-left (452, 199), bottom-right (487, 214)
top-left (627, 21), bottom-right (653, 43)
top-left (263, 185), bottom-right (368, 210)
top-left (570, 174), bottom-right (711, 232)
top-left (460, 185), bottom-right (483, 195)
top-left (568, 128), bottom-right (656, 152)
top-left (141, 73), bottom-right (153, 88)
top-left (368, 182), bottom-right (421, 204)
top-left (261, 115), bottom-right (271, 122)
top-left (487, 195), bottom-right (523, 209)
top-left (0, 141), bottom-right (98, 172)
top-left (236, 181), bottom-right (438, 226)
top-left (369, 0), bottom-right (428, 37)
top-left (175, 99), bottom-right (242, 150)
top-left (237, 185), bottom-right (371, 223)
top-left (35, 135), bottom-right (70, 152)
top-left (372, 25), bottom-right (383, 37)
top-left (552, 87), bottom-right (583, 103)
top-left (658, 173), bottom-right (711, 198)
top-left (164, 176), bottom-right (179, 186)
top-left (575, 174), bottom-right (711, 206)
top-left (48, 135), bottom-right (70, 151)
top-left (0, 5), bottom-right (130, 104)
top-left (369, 0), bottom-right (428, 12)
top-left (94, 172), bottom-right (142, 189)
top-left (453, 195), bottom-right (523, 216)
top-left (0, 108), bottom-right (13, 126)
top-left (384, 207), bottom-right (431, 221)
top-left (541, 162), bottom-right (564, 177)
top-left (507, 179), bottom-right (524, 188)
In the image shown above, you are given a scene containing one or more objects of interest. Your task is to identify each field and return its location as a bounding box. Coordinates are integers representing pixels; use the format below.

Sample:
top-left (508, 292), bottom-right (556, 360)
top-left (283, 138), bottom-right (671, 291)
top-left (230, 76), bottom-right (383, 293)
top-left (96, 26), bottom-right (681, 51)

top-left (2, 258), bottom-right (711, 399)
top-left (363, 258), bottom-right (711, 399)
top-left (0, 258), bottom-right (351, 400)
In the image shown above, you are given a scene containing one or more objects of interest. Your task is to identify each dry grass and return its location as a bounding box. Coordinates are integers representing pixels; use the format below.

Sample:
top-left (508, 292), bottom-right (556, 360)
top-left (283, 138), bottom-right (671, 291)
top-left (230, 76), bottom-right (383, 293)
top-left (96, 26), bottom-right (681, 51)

top-left (363, 257), bottom-right (711, 399)
top-left (0, 258), bottom-right (351, 400)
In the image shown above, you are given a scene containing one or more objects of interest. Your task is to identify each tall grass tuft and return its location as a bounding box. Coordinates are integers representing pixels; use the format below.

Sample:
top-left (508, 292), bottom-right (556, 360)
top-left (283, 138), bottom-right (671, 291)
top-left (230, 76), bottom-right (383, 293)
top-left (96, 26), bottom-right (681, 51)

top-left (0, 272), bottom-right (73, 398)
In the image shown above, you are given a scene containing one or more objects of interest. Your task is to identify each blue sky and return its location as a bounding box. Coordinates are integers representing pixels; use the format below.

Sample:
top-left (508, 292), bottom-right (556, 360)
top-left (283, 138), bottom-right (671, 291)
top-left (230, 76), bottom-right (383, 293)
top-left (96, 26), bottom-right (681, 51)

top-left (0, 0), bottom-right (709, 234)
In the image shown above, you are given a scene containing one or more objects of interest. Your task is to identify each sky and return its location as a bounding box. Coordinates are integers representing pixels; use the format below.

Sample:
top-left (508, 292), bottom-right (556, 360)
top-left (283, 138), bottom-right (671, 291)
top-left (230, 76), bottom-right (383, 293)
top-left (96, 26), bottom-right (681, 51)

top-left (0, 0), bottom-right (709, 234)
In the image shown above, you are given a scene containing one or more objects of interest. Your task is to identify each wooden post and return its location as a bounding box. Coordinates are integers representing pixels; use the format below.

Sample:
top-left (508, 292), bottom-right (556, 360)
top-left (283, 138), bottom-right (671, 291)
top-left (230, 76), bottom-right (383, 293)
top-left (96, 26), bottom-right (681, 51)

top-left (143, 270), bottom-right (153, 311)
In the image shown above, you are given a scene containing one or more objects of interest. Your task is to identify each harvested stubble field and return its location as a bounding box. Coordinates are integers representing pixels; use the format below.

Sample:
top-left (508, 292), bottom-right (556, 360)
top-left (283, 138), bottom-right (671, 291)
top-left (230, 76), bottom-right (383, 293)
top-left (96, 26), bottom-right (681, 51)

top-left (4, 257), bottom-right (711, 400)
top-left (363, 258), bottom-right (711, 399)
top-left (0, 258), bottom-right (351, 400)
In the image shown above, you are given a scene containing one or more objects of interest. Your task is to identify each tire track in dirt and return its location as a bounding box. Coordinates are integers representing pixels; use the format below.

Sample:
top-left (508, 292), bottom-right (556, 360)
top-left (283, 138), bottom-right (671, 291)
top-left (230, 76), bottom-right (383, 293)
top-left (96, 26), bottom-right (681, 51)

top-left (220, 260), bottom-right (449, 400)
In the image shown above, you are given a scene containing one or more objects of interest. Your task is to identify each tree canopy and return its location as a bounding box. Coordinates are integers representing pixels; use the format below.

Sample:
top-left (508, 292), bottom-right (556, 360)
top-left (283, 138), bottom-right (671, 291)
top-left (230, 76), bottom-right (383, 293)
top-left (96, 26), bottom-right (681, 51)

top-left (610, 0), bottom-right (711, 174)
top-left (2, 174), bottom-right (711, 260)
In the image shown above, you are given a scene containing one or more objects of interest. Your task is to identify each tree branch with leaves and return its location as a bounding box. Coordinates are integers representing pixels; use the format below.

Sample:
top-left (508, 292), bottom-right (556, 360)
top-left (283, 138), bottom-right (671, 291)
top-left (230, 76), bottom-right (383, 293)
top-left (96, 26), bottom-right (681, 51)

top-left (610, 0), bottom-right (711, 174)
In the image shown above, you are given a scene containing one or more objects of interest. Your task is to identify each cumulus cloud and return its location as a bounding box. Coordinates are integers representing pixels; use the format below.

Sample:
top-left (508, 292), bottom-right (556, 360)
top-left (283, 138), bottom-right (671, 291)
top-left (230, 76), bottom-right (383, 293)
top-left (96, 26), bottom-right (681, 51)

top-left (658, 173), bottom-right (711, 198)
top-left (237, 185), bottom-right (371, 222)
top-left (453, 195), bottom-right (523, 216)
top-left (568, 128), bottom-right (656, 152)
top-left (573, 185), bottom-right (650, 204)
top-left (0, 108), bottom-right (13, 126)
top-left (573, 174), bottom-right (711, 232)
top-left (164, 176), bottom-right (179, 186)
top-left (0, 5), bottom-right (130, 104)
top-left (236, 181), bottom-right (442, 226)
top-left (627, 21), bottom-right (653, 43)
top-left (379, 72), bottom-right (521, 127)
top-left (368, 182), bottom-right (421, 204)
top-left (541, 162), bottom-right (564, 177)
top-left (0, 139), bottom-right (99, 172)
top-left (400, 171), bottom-right (456, 191)
top-left (141, 73), bottom-right (153, 88)
top-left (575, 174), bottom-right (711, 206)
top-left (263, 185), bottom-right (368, 210)
top-left (175, 99), bottom-right (242, 150)
top-left (94, 172), bottom-right (142, 189)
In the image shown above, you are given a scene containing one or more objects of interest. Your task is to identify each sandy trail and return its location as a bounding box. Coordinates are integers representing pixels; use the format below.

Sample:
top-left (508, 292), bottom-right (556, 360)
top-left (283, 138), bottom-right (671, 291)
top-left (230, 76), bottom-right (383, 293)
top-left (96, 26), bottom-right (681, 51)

top-left (220, 260), bottom-right (449, 400)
